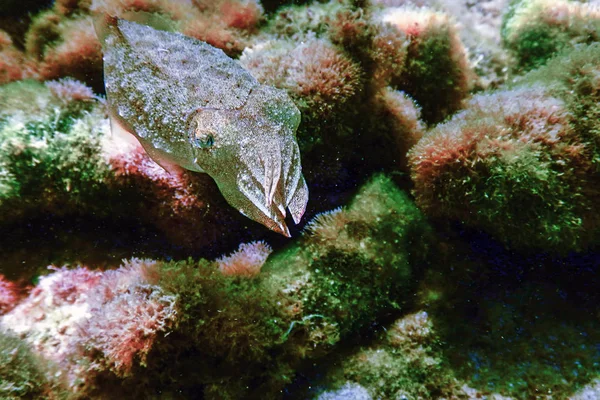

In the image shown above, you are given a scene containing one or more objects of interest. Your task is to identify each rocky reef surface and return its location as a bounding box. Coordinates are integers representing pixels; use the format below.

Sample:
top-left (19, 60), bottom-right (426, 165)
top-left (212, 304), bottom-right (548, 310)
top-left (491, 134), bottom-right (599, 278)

top-left (0, 0), bottom-right (599, 399)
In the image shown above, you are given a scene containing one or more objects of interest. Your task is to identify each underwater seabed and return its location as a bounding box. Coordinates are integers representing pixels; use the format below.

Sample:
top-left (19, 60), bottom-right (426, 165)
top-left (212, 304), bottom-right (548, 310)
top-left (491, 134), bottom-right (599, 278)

top-left (2, 211), bottom-right (600, 399)
top-left (289, 231), bottom-right (600, 400)
top-left (1, 0), bottom-right (600, 398)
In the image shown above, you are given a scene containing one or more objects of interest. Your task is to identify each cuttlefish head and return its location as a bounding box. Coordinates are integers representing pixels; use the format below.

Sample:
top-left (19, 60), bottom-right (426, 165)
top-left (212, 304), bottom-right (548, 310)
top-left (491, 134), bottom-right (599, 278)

top-left (187, 85), bottom-right (308, 237)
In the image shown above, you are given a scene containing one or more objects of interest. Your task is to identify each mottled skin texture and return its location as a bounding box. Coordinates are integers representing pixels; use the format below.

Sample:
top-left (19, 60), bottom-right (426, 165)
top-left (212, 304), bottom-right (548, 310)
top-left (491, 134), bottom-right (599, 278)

top-left (97, 17), bottom-right (308, 236)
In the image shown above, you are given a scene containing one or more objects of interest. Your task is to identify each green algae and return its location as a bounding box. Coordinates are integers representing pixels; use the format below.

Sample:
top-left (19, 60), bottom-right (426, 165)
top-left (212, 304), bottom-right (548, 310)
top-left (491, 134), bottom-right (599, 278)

top-left (315, 311), bottom-right (460, 399)
top-left (502, 0), bottom-right (600, 71)
top-left (0, 81), bottom-right (110, 223)
top-left (264, 174), bottom-right (432, 351)
top-left (518, 43), bottom-right (600, 171)
top-left (39, 174), bottom-right (431, 399)
top-left (0, 330), bottom-right (61, 399)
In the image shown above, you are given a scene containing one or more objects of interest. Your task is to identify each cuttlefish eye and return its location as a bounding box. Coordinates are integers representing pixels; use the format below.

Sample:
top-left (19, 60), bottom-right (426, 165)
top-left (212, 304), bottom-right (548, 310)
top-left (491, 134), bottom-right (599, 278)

top-left (191, 129), bottom-right (215, 149)
top-left (186, 108), bottom-right (231, 150)
top-left (187, 110), bottom-right (218, 150)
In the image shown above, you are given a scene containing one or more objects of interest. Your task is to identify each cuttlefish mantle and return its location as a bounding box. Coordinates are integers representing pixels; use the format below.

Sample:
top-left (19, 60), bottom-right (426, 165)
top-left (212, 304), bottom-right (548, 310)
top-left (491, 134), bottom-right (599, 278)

top-left (95, 15), bottom-right (308, 236)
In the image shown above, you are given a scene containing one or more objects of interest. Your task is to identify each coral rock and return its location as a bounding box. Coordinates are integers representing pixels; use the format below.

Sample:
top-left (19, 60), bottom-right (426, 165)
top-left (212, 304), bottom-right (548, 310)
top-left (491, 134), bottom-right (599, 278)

top-left (409, 86), bottom-right (599, 252)
top-left (502, 0), bottom-right (600, 71)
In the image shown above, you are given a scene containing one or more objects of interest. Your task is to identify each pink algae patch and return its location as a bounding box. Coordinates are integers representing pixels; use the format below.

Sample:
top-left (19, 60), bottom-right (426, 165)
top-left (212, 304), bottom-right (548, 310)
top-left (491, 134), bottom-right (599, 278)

top-left (221, 0), bottom-right (263, 30)
top-left (0, 275), bottom-right (24, 315)
top-left (0, 260), bottom-right (178, 390)
top-left (216, 241), bottom-right (272, 277)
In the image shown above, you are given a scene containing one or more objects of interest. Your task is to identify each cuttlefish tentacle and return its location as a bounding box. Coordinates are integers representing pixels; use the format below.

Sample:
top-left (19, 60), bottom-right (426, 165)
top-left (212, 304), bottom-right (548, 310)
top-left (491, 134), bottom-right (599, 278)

top-left (261, 144), bottom-right (282, 208)
top-left (236, 174), bottom-right (290, 237)
top-left (282, 143), bottom-right (308, 224)
top-left (288, 175), bottom-right (309, 225)
top-left (283, 144), bottom-right (302, 202)
top-left (96, 15), bottom-right (309, 236)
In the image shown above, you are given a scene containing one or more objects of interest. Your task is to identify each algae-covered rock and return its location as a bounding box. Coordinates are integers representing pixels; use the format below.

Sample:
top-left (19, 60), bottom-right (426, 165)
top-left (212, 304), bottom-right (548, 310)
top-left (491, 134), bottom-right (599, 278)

top-left (2, 1), bottom-right (600, 399)
top-left (263, 174), bottom-right (432, 354)
top-left (0, 80), bottom-right (110, 224)
top-left (519, 43), bottom-right (600, 171)
top-left (409, 44), bottom-right (600, 252)
top-left (0, 330), bottom-right (60, 399)
top-left (375, 5), bottom-right (474, 123)
top-left (1, 174), bottom-right (431, 399)
top-left (265, 0), bottom-right (474, 124)
top-left (502, 0), bottom-right (600, 71)
top-left (313, 311), bottom-right (462, 399)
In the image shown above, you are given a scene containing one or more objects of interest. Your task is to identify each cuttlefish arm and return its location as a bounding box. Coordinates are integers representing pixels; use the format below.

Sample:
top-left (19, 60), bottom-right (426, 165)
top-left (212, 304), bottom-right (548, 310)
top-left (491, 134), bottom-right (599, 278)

top-left (217, 132), bottom-right (309, 237)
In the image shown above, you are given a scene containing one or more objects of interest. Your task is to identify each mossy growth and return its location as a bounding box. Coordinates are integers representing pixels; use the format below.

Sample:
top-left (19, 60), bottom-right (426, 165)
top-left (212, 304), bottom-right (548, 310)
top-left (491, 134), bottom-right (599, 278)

top-left (375, 6), bottom-right (473, 124)
top-left (409, 85), bottom-right (599, 253)
top-left (315, 312), bottom-right (460, 399)
top-left (0, 80), bottom-right (111, 223)
top-left (518, 43), bottom-right (600, 170)
top-left (265, 1), bottom-right (406, 94)
top-left (0, 177), bottom-right (431, 399)
top-left (0, 330), bottom-right (58, 399)
top-left (24, 10), bottom-right (62, 61)
top-left (266, 0), bottom-right (350, 40)
top-left (263, 174), bottom-right (433, 355)
top-left (502, 0), bottom-right (600, 71)
top-left (267, 1), bottom-right (474, 127)
top-left (110, 258), bottom-right (292, 400)
top-left (400, 23), bottom-right (468, 123)
top-left (0, 79), bottom-right (56, 118)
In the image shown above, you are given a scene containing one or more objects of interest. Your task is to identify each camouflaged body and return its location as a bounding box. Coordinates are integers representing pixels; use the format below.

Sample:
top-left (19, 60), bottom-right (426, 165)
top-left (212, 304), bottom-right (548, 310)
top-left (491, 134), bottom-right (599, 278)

top-left (100, 18), bottom-right (308, 236)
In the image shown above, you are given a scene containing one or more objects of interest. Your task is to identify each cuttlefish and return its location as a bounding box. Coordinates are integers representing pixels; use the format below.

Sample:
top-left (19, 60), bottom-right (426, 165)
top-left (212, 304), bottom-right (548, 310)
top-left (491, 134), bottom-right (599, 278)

top-left (95, 15), bottom-right (308, 236)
